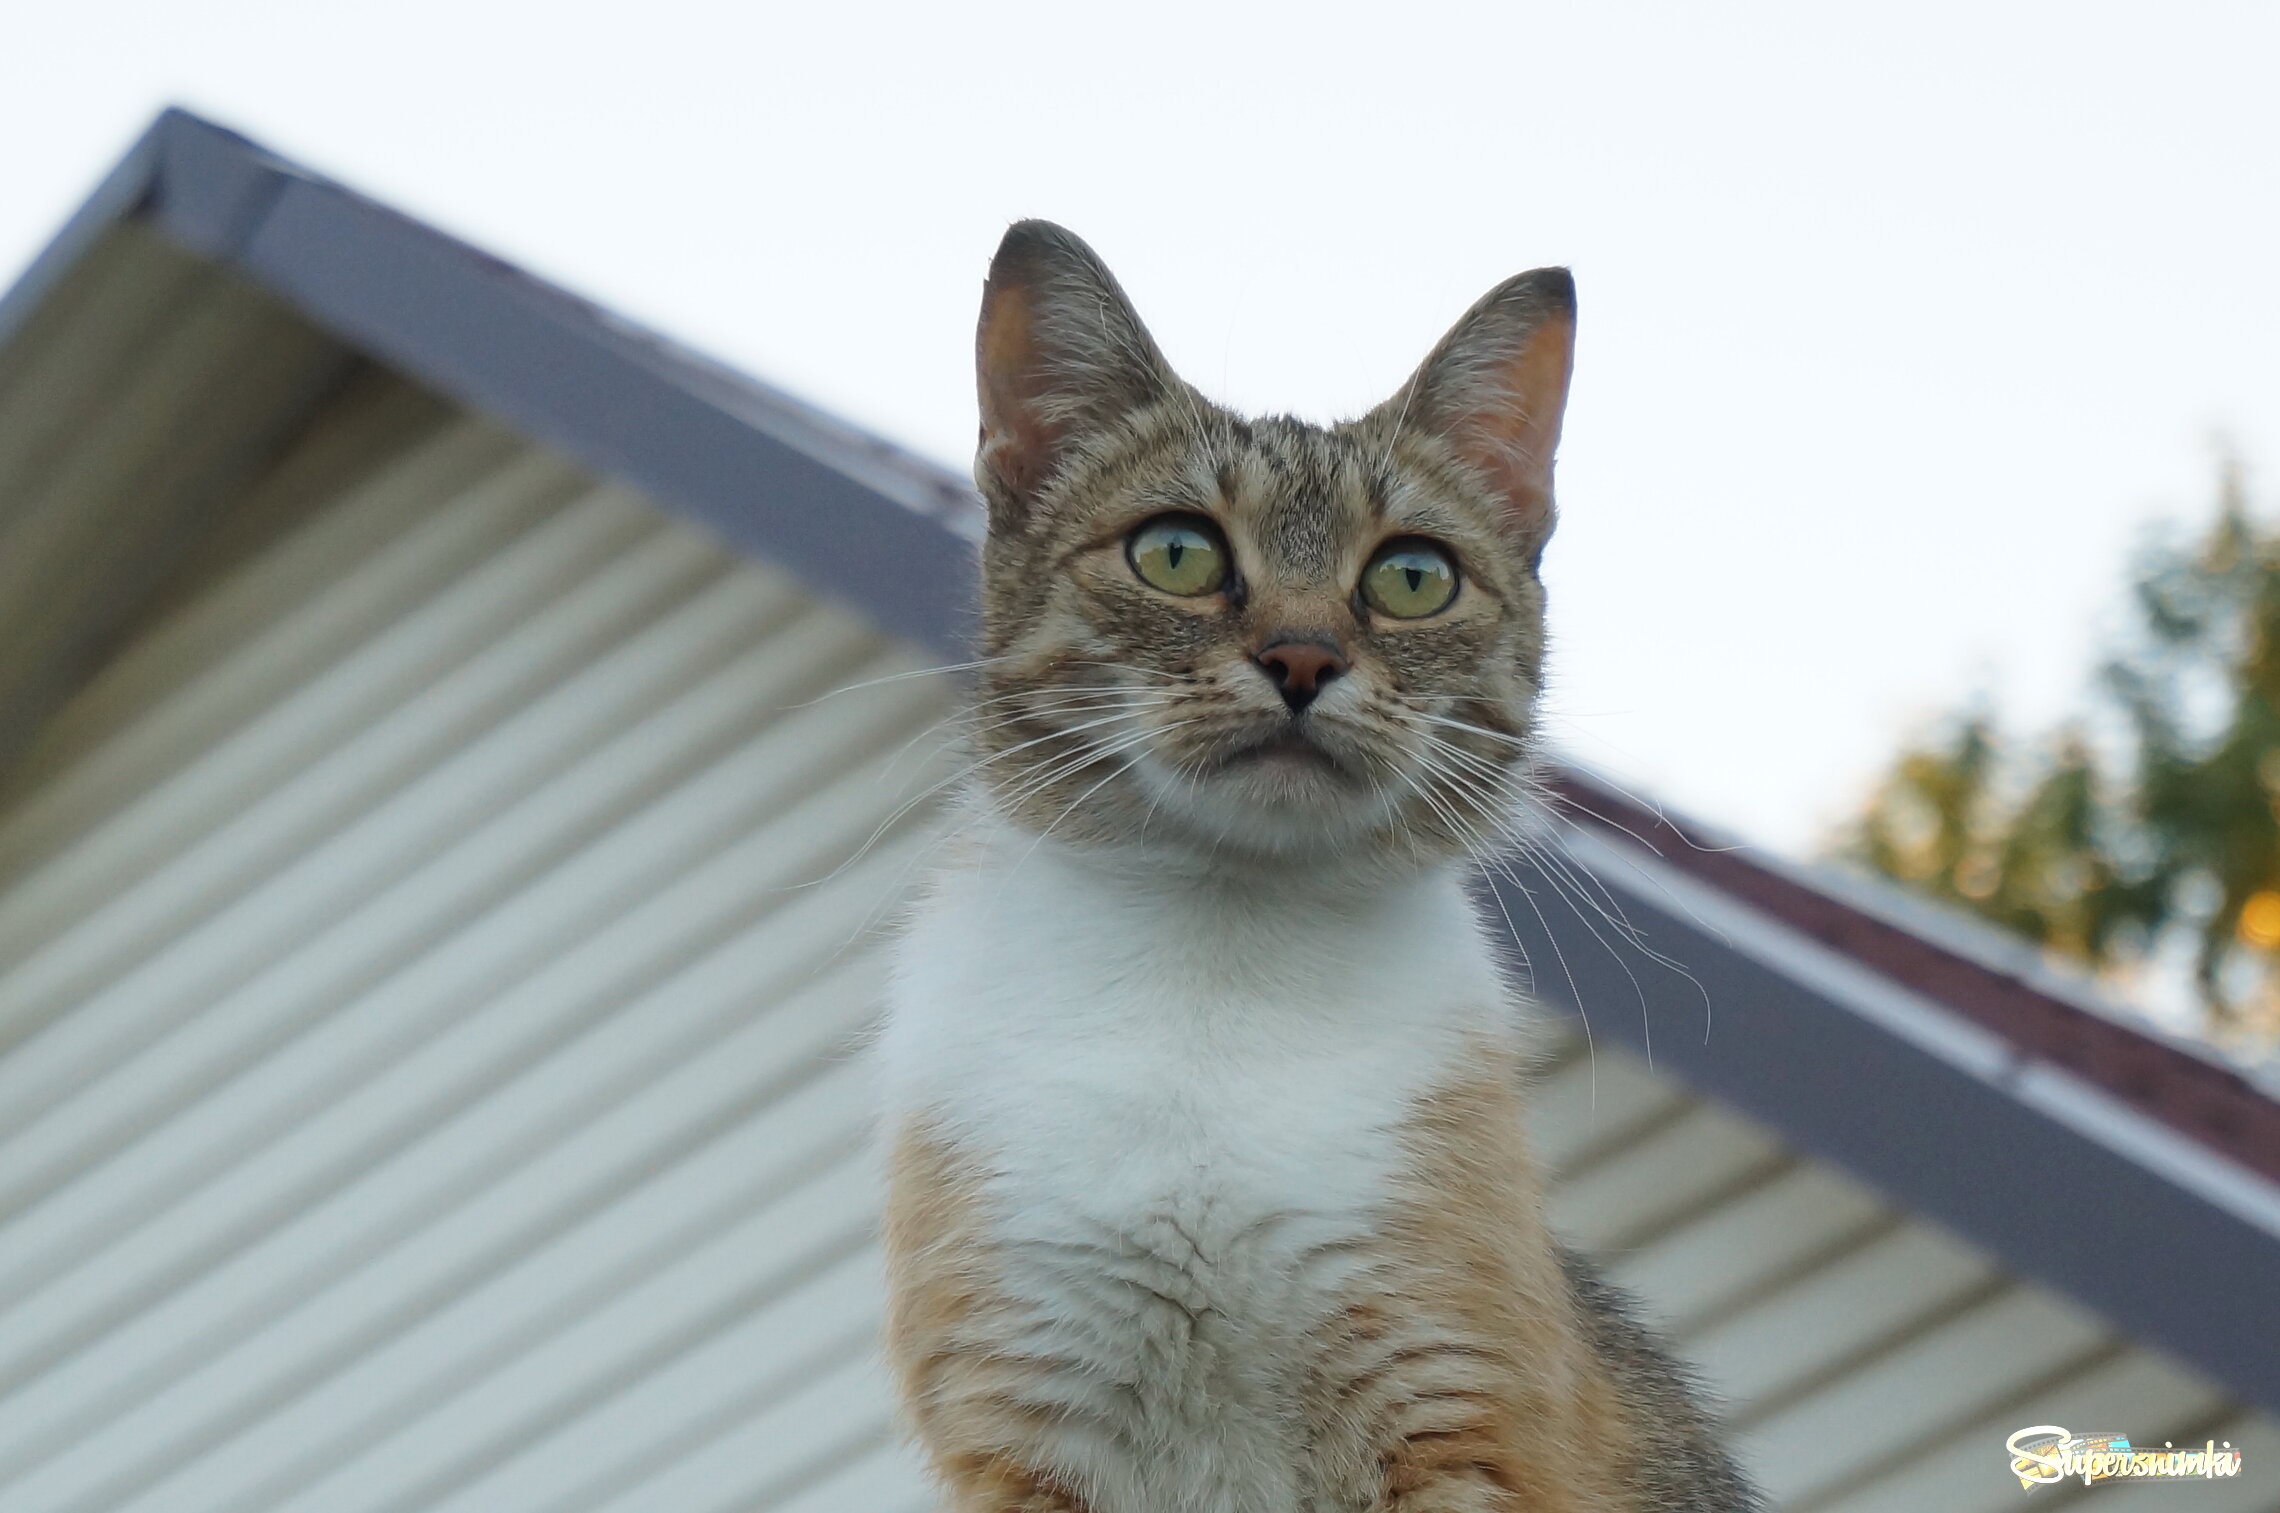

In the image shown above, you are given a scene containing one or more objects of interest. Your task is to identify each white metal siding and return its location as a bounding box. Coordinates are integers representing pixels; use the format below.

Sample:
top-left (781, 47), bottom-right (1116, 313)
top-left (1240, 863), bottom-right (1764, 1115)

top-left (1530, 1030), bottom-right (2276, 1510)
top-left (0, 392), bottom-right (954, 1513)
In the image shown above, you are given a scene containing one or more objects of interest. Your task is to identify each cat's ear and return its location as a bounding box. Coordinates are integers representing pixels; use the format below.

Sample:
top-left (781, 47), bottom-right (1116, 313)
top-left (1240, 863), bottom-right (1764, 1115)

top-left (976, 220), bottom-right (1178, 527)
top-left (1376, 268), bottom-right (1575, 548)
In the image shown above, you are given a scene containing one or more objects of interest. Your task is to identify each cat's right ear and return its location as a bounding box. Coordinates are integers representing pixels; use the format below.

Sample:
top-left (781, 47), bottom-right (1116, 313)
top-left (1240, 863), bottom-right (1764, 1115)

top-left (976, 220), bottom-right (1176, 529)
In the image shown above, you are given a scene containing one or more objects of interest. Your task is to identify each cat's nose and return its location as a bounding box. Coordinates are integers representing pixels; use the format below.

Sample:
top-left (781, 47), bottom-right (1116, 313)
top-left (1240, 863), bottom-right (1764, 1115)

top-left (1253, 637), bottom-right (1350, 712)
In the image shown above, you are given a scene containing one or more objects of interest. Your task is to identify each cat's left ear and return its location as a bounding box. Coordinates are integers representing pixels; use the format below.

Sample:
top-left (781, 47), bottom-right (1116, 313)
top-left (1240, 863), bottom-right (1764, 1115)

top-left (975, 220), bottom-right (1179, 530)
top-left (1376, 268), bottom-right (1575, 550)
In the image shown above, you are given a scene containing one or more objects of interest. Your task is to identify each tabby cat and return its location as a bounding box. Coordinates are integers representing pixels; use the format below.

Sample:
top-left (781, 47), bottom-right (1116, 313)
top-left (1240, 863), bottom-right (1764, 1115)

top-left (876, 221), bottom-right (1759, 1513)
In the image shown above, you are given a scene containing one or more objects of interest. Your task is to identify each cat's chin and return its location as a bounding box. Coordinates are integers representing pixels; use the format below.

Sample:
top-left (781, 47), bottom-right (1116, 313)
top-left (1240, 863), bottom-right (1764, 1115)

top-left (1124, 740), bottom-right (1408, 861)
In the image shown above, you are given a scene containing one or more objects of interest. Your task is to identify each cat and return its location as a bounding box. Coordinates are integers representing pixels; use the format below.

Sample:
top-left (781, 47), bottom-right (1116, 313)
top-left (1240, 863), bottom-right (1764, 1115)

top-left (875, 220), bottom-right (1761, 1513)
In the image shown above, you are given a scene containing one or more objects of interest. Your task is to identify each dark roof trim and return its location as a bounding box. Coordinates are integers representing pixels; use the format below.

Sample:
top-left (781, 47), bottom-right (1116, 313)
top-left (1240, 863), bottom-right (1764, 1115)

top-left (28, 109), bottom-right (987, 656)
top-left (1498, 771), bottom-right (2280, 1411)
top-left (1546, 771), bottom-right (2280, 1187)
top-left (9, 108), bottom-right (2278, 1412)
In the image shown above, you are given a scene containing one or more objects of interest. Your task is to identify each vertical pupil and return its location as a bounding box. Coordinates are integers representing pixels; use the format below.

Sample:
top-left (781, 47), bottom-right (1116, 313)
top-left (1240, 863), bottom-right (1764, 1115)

top-left (1404, 565), bottom-right (1423, 592)
top-left (1166, 539), bottom-right (1185, 569)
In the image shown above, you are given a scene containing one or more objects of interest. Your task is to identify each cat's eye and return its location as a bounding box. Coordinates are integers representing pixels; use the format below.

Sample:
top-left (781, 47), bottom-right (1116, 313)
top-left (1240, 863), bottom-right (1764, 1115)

top-left (1361, 540), bottom-right (1460, 619)
top-left (1127, 515), bottom-right (1229, 597)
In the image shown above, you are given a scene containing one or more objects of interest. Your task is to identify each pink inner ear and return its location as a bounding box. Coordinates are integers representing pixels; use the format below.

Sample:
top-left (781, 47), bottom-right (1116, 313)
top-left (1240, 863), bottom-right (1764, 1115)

top-left (1449, 314), bottom-right (1575, 541)
top-left (980, 280), bottom-right (1048, 499)
top-left (976, 282), bottom-right (1062, 504)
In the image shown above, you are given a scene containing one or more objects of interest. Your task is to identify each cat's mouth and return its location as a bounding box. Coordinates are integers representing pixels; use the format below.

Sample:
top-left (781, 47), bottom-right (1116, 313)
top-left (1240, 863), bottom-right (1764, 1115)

top-left (1216, 726), bottom-right (1351, 778)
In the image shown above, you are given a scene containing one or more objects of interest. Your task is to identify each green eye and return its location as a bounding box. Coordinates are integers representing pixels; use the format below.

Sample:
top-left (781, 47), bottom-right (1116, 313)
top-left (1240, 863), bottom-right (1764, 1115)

top-left (1127, 515), bottom-right (1229, 596)
top-left (1362, 540), bottom-right (1460, 618)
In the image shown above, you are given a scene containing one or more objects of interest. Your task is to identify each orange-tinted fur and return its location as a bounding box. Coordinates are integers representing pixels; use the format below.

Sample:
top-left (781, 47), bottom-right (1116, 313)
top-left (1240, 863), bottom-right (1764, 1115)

top-left (886, 1047), bottom-right (1648, 1513)
top-left (884, 1126), bottom-right (1095, 1513)
top-left (881, 221), bottom-right (1758, 1513)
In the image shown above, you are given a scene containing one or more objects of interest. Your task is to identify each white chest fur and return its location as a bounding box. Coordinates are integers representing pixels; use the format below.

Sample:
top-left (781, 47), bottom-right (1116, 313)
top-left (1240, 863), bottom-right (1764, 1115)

top-left (879, 820), bottom-right (1508, 1513)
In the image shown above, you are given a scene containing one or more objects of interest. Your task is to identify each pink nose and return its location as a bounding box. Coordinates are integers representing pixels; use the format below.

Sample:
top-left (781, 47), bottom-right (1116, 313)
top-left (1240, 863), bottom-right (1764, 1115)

top-left (1254, 639), bottom-right (1350, 710)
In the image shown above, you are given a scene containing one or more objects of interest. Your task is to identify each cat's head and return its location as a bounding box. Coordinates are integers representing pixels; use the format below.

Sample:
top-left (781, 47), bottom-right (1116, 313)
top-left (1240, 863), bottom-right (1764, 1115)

top-left (967, 220), bottom-right (1573, 867)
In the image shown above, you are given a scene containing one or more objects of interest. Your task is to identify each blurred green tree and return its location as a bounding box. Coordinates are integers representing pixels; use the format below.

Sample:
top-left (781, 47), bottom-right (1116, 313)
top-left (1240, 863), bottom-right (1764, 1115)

top-left (1838, 460), bottom-right (2280, 1046)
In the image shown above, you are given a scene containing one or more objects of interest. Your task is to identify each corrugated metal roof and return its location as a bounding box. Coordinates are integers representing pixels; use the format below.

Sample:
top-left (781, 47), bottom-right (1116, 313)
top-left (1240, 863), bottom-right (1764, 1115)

top-left (0, 328), bottom-right (2269, 1508)
top-left (26, 117), bottom-right (2278, 1279)
top-left (0, 116), bottom-right (2273, 1511)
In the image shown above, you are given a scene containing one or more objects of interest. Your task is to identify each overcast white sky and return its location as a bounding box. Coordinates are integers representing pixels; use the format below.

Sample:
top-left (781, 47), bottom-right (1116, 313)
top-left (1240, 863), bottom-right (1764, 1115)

top-left (4, 0), bottom-right (2275, 854)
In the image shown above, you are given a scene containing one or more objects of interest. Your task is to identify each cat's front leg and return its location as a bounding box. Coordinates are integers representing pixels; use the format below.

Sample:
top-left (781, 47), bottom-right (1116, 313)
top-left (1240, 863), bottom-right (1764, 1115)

top-left (884, 1121), bottom-right (1098, 1513)
top-left (924, 1454), bottom-right (1094, 1513)
top-left (1363, 1372), bottom-right (1619, 1513)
